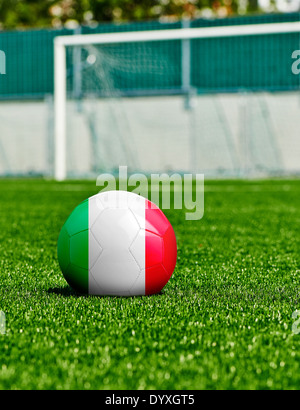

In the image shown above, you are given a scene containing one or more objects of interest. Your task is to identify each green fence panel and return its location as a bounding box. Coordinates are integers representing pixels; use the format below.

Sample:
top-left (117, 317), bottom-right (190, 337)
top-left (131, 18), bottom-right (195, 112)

top-left (0, 13), bottom-right (299, 100)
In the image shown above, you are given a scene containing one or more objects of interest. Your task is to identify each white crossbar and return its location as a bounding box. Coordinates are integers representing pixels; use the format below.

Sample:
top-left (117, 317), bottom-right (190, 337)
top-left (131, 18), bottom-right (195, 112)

top-left (55, 22), bottom-right (300, 47)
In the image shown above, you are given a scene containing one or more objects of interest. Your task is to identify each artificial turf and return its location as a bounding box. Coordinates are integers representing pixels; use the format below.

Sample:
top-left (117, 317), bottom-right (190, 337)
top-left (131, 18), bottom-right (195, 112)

top-left (0, 179), bottom-right (299, 390)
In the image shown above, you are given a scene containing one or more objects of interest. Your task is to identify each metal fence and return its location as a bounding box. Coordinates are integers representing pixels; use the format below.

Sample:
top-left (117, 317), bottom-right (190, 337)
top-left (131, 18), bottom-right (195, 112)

top-left (0, 12), bottom-right (300, 100)
top-left (0, 13), bottom-right (300, 178)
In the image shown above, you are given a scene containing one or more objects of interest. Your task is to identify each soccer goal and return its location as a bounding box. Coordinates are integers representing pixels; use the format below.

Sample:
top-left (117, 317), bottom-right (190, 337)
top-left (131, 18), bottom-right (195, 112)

top-left (54, 22), bottom-right (300, 180)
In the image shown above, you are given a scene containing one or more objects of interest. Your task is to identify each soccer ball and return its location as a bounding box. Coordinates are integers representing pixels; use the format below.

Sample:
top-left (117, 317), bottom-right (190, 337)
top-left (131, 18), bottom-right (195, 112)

top-left (57, 190), bottom-right (177, 296)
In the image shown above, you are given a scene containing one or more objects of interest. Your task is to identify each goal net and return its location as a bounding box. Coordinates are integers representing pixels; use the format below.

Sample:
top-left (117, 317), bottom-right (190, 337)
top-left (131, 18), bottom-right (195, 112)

top-left (54, 22), bottom-right (300, 180)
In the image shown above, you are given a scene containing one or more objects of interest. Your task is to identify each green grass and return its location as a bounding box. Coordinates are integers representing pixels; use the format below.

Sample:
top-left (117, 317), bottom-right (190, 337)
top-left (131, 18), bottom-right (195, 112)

top-left (0, 179), bottom-right (300, 390)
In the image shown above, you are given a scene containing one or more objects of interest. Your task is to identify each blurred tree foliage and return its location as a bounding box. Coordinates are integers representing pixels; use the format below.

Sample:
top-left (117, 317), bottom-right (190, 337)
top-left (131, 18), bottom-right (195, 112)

top-left (0, 0), bottom-right (262, 30)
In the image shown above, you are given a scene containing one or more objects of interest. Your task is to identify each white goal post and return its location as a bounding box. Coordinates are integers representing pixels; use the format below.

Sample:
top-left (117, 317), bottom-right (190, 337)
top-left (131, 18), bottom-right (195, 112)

top-left (54, 22), bottom-right (300, 181)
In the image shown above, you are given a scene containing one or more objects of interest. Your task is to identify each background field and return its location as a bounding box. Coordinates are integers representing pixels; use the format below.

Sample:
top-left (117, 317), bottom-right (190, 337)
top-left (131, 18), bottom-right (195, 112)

top-left (0, 179), bottom-right (299, 390)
